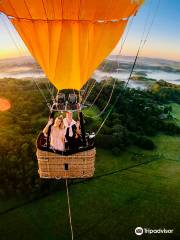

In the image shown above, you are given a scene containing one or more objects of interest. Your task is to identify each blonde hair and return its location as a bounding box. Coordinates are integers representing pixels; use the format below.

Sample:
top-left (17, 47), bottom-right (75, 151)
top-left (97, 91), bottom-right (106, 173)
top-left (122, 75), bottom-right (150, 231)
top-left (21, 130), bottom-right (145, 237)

top-left (54, 116), bottom-right (64, 129)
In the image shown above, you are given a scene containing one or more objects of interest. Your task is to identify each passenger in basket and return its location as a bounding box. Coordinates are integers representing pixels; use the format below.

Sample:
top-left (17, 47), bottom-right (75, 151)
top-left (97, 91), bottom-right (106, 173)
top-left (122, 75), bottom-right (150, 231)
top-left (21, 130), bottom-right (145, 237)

top-left (63, 111), bottom-right (77, 150)
top-left (43, 115), bottom-right (65, 151)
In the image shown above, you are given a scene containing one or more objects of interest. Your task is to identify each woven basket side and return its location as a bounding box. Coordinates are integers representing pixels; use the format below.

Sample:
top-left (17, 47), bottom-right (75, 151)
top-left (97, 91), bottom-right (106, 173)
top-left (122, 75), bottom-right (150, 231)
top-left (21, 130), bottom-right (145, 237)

top-left (37, 148), bottom-right (96, 179)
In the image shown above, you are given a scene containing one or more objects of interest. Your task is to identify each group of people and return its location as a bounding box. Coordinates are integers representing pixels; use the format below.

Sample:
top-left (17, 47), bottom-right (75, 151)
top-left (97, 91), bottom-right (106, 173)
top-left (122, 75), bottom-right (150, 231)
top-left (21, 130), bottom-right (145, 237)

top-left (43, 111), bottom-right (82, 152)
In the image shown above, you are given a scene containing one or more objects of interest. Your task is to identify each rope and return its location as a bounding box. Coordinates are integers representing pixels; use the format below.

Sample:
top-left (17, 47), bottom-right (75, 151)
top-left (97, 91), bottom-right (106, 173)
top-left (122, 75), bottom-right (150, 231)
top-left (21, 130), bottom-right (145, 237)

top-left (82, 79), bottom-right (96, 104)
top-left (32, 77), bottom-right (51, 108)
top-left (83, 16), bottom-right (131, 105)
top-left (83, 15), bottom-right (135, 113)
top-left (31, 69), bottom-right (53, 108)
top-left (48, 81), bottom-right (56, 101)
top-left (0, 14), bottom-right (24, 56)
top-left (140, 0), bottom-right (161, 52)
top-left (125, 0), bottom-right (161, 88)
top-left (0, 156), bottom-right (164, 217)
top-left (89, 81), bottom-right (106, 108)
top-left (83, 78), bottom-right (116, 119)
top-left (65, 179), bottom-right (74, 240)
top-left (95, 0), bottom-right (161, 135)
top-left (117, 16), bottom-right (134, 59)
top-left (82, 15), bottom-right (133, 115)
top-left (1, 13), bottom-right (52, 108)
top-left (95, 107), bottom-right (112, 136)
top-left (124, 43), bottom-right (141, 88)
top-left (44, 79), bottom-right (55, 101)
top-left (81, 80), bottom-right (91, 103)
top-left (94, 51), bottom-right (140, 135)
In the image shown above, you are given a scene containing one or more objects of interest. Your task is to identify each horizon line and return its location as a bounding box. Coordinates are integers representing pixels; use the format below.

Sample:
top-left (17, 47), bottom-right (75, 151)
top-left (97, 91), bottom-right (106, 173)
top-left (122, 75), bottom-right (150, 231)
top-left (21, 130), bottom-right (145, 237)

top-left (0, 54), bottom-right (180, 64)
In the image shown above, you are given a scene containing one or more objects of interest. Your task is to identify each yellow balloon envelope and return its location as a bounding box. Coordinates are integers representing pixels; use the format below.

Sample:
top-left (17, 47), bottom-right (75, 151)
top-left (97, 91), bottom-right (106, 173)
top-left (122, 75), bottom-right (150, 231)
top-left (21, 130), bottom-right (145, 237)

top-left (0, 0), bottom-right (143, 90)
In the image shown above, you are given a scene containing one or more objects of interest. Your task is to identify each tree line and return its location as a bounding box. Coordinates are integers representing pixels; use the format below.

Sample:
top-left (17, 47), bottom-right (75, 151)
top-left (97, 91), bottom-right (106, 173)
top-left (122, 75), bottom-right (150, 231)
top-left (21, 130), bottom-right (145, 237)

top-left (0, 77), bottom-right (179, 197)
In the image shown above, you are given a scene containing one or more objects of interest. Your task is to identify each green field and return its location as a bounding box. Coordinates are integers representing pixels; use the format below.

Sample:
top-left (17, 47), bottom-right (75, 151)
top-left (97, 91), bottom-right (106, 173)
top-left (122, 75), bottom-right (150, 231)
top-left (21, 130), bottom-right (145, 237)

top-left (171, 103), bottom-right (180, 126)
top-left (0, 105), bottom-right (180, 240)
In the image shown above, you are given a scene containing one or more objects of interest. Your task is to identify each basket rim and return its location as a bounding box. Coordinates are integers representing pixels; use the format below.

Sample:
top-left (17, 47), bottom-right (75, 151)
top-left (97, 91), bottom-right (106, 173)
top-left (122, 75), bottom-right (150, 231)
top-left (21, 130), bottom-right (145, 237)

top-left (36, 132), bottom-right (95, 156)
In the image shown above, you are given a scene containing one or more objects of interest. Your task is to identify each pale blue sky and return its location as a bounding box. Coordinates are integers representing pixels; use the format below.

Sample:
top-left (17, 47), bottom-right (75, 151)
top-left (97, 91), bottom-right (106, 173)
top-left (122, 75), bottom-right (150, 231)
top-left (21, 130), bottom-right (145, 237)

top-left (113, 0), bottom-right (180, 61)
top-left (0, 0), bottom-right (180, 61)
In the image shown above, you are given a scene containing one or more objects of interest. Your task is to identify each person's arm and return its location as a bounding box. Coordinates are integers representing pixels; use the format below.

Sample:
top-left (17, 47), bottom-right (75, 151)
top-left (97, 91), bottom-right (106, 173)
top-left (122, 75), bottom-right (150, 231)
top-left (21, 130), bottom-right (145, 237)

top-left (61, 135), bottom-right (65, 143)
top-left (79, 112), bottom-right (86, 146)
top-left (49, 110), bottom-right (55, 119)
top-left (43, 119), bottom-right (53, 137)
top-left (76, 121), bottom-right (81, 136)
top-left (77, 103), bottom-right (81, 120)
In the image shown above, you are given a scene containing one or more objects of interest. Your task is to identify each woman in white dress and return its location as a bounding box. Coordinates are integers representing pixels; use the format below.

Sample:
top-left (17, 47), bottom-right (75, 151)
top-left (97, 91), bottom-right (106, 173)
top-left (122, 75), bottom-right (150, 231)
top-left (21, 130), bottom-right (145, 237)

top-left (43, 115), bottom-right (65, 151)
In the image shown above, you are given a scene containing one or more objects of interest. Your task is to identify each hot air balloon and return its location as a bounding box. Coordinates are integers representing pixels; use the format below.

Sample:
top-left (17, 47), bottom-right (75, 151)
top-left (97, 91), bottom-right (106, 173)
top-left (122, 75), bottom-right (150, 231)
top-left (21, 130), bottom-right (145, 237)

top-left (0, 0), bottom-right (144, 179)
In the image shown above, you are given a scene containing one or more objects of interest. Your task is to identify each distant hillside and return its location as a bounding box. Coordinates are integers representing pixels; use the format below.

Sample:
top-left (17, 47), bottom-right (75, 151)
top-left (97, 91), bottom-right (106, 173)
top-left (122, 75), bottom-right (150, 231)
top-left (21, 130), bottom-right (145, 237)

top-left (0, 55), bottom-right (180, 82)
top-left (152, 79), bottom-right (180, 89)
top-left (1, 55), bottom-right (180, 73)
top-left (0, 56), bottom-right (35, 69)
top-left (0, 56), bottom-right (43, 78)
top-left (100, 56), bottom-right (180, 74)
top-left (108, 55), bottom-right (180, 69)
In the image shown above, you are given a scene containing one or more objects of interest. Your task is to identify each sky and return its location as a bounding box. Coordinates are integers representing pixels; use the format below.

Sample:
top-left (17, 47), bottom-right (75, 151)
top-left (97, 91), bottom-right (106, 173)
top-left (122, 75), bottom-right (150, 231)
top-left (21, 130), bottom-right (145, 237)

top-left (0, 0), bottom-right (180, 61)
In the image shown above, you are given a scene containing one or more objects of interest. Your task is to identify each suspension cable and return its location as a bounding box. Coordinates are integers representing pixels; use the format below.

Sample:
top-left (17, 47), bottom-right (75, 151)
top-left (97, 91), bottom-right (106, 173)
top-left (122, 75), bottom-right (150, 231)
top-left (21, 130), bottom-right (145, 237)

top-left (95, 0), bottom-right (161, 135)
top-left (83, 78), bottom-right (116, 119)
top-left (1, 13), bottom-right (52, 108)
top-left (118, 16), bottom-right (134, 59)
top-left (89, 81), bottom-right (106, 107)
top-left (125, 0), bottom-right (160, 88)
top-left (27, 55), bottom-right (54, 102)
top-left (0, 14), bottom-right (24, 56)
top-left (82, 79), bottom-right (96, 104)
top-left (32, 76), bottom-right (51, 109)
top-left (80, 79), bottom-right (91, 103)
top-left (48, 81), bottom-right (56, 101)
top-left (83, 15), bottom-right (135, 110)
top-left (83, 16), bottom-right (134, 107)
top-left (140, 0), bottom-right (161, 52)
top-left (85, 16), bottom-right (132, 106)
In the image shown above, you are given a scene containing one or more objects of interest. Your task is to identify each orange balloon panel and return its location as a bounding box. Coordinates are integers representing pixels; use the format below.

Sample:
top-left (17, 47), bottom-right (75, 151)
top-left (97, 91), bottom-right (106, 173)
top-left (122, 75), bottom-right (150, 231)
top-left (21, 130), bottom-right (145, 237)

top-left (0, 0), bottom-right (144, 20)
top-left (0, 0), bottom-right (144, 90)
top-left (12, 19), bottom-right (127, 90)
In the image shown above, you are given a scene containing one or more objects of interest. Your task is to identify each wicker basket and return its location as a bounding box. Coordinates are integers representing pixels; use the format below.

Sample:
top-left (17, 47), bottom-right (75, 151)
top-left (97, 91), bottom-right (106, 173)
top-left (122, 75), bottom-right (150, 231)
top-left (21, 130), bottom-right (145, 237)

top-left (36, 148), bottom-right (96, 179)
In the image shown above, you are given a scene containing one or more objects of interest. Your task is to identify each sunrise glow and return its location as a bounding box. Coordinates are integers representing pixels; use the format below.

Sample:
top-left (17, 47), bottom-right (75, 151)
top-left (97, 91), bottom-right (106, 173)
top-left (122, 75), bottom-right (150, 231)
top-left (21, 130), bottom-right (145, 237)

top-left (0, 97), bottom-right (11, 111)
